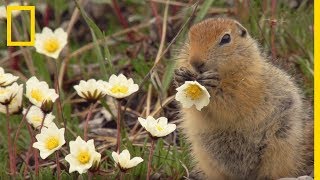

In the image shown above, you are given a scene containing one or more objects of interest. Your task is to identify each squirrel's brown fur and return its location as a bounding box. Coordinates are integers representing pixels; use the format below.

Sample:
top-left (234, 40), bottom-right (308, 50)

top-left (174, 18), bottom-right (313, 180)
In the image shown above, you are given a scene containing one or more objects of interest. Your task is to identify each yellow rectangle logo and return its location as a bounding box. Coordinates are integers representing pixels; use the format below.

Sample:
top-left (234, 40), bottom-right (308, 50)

top-left (6, 5), bottom-right (35, 46)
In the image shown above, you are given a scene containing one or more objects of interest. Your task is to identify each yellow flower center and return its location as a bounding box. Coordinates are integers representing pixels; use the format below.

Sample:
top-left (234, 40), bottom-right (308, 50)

top-left (156, 124), bottom-right (164, 131)
top-left (10, 97), bottom-right (17, 104)
top-left (185, 84), bottom-right (203, 100)
top-left (45, 137), bottom-right (59, 150)
top-left (77, 151), bottom-right (91, 164)
top-left (31, 89), bottom-right (44, 102)
top-left (0, 88), bottom-right (7, 94)
top-left (31, 115), bottom-right (43, 123)
top-left (110, 85), bottom-right (129, 94)
top-left (44, 38), bottom-right (59, 53)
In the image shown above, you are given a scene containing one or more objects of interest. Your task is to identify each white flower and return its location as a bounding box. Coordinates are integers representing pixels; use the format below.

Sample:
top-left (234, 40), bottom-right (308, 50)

top-left (0, 83), bottom-right (23, 114)
top-left (0, 82), bottom-right (22, 105)
top-left (32, 123), bottom-right (65, 159)
top-left (175, 81), bottom-right (210, 111)
top-left (74, 79), bottom-right (107, 102)
top-left (24, 105), bottom-right (55, 128)
top-left (103, 74), bottom-right (139, 99)
top-left (34, 27), bottom-right (68, 59)
top-left (138, 116), bottom-right (176, 138)
top-left (26, 76), bottom-right (59, 108)
top-left (111, 149), bottom-right (143, 171)
top-left (65, 136), bottom-right (101, 174)
top-left (0, 67), bottom-right (19, 87)
top-left (0, 2), bottom-right (22, 20)
top-left (0, 6), bottom-right (6, 19)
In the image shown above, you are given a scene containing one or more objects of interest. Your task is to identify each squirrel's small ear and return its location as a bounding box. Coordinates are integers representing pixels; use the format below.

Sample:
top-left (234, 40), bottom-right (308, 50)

top-left (235, 22), bottom-right (247, 37)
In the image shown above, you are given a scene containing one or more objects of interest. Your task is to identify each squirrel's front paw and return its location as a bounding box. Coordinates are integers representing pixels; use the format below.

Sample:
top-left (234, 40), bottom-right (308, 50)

top-left (174, 67), bottom-right (197, 87)
top-left (196, 71), bottom-right (220, 89)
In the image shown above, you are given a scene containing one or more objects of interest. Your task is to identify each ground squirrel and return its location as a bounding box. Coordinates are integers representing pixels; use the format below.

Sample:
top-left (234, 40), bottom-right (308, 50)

top-left (174, 18), bottom-right (313, 179)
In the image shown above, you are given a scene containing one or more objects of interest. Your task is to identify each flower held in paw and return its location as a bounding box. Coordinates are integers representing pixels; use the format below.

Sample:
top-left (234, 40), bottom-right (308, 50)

top-left (32, 123), bottom-right (65, 159)
top-left (111, 149), bottom-right (143, 171)
top-left (175, 81), bottom-right (210, 111)
top-left (65, 136), bottom-right (101, 174)
top-left (138, 116), bottom-right (176, 138)
top-left (104, 74), bottom-right (139, 99)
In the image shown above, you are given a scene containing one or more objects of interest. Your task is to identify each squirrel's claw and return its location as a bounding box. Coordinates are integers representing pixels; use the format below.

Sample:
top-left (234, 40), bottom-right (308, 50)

top-left (197, 71), bottom-right (219, 80)
top-left (197, 71), bottom-right (220, 89)
top-left (174, 67), bottom-right (197, 87)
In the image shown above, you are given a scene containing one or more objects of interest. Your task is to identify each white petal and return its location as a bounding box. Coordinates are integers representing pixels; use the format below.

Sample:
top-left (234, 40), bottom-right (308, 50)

top-left (65, 154), bottom-right (77, 173)
top-left (138, 117), bottom-right (147, 128)
top-left (39, 150), bottom-right (54, 159)
top-left (120, 149), bottom-right (130, 161)
top-left (118, 149), bottom-right (130, 168)
top-left (42, 27), bottom-right (53, 35)
top-left (164, 124), bottom-right (176, 135)
top-left (118, 74), bottom-right (127, 81)
top-left (87, 139), bottom-right (96, 152)
top-left (157, 117), bottom-right (168, 126)
top-left (108, 74), bottom-right (118, 84)
top-left (126, 157), bottom-right (143, 168)
top-left (111, 152), bottom-right (119, 164)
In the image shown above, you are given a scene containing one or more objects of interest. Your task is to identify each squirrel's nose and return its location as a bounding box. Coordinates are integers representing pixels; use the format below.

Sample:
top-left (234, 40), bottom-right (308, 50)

top-left (190, 59), bottom-right (205, 73)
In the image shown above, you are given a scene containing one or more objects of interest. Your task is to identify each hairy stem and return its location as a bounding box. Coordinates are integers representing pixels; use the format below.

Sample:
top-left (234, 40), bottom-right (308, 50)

top-left (88, 172), bottom-right (93, 180)
top-left (150, 1), bottom-right (162, 38)
top-left (55, 152), bottom-right (61, 180)
top-left (116, 100), bottom-right (122, 153)
top-left (23, 144), bottom-right (33, 177)
top-left (13, 105), bottom-right (31, 173)
top-left (39, 113), bottom-right (47, 131)
top-left (147, 138), bottom-right (156, 180)
top-left (111, 0), bottom-right (135, 41)
top-left (84, 103), bottom-right (94, 141)
top-left (54, 60), bottom-right (66, 129)
top-left (27, 124), bottom-right (39, 175)
top-left (5, 105), bottom-right (15, 175)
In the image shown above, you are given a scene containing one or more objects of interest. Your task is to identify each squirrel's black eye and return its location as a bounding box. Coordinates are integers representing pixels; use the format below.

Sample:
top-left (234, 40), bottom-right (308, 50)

top-left (219, 34), bottom-right (231, 45)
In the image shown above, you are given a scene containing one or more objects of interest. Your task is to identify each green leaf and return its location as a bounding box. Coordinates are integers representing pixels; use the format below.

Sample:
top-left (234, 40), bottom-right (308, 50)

top-left (32, 53), bottom-right (52, 85)
top-left (195, 0), bottom-right (215, 23)
top-left (162, 59), bottom-right (176, 92)
top-left (74, 0), bottom-right (113, 78)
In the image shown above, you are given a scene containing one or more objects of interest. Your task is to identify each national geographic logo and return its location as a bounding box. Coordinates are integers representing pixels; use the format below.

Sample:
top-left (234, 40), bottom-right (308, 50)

top-left (6, 5), bottom-right (35, 46)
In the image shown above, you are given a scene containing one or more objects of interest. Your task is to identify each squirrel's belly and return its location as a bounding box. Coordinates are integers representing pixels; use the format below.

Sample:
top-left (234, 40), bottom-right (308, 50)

top-left (196, 129), bottom-right (267, 179)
